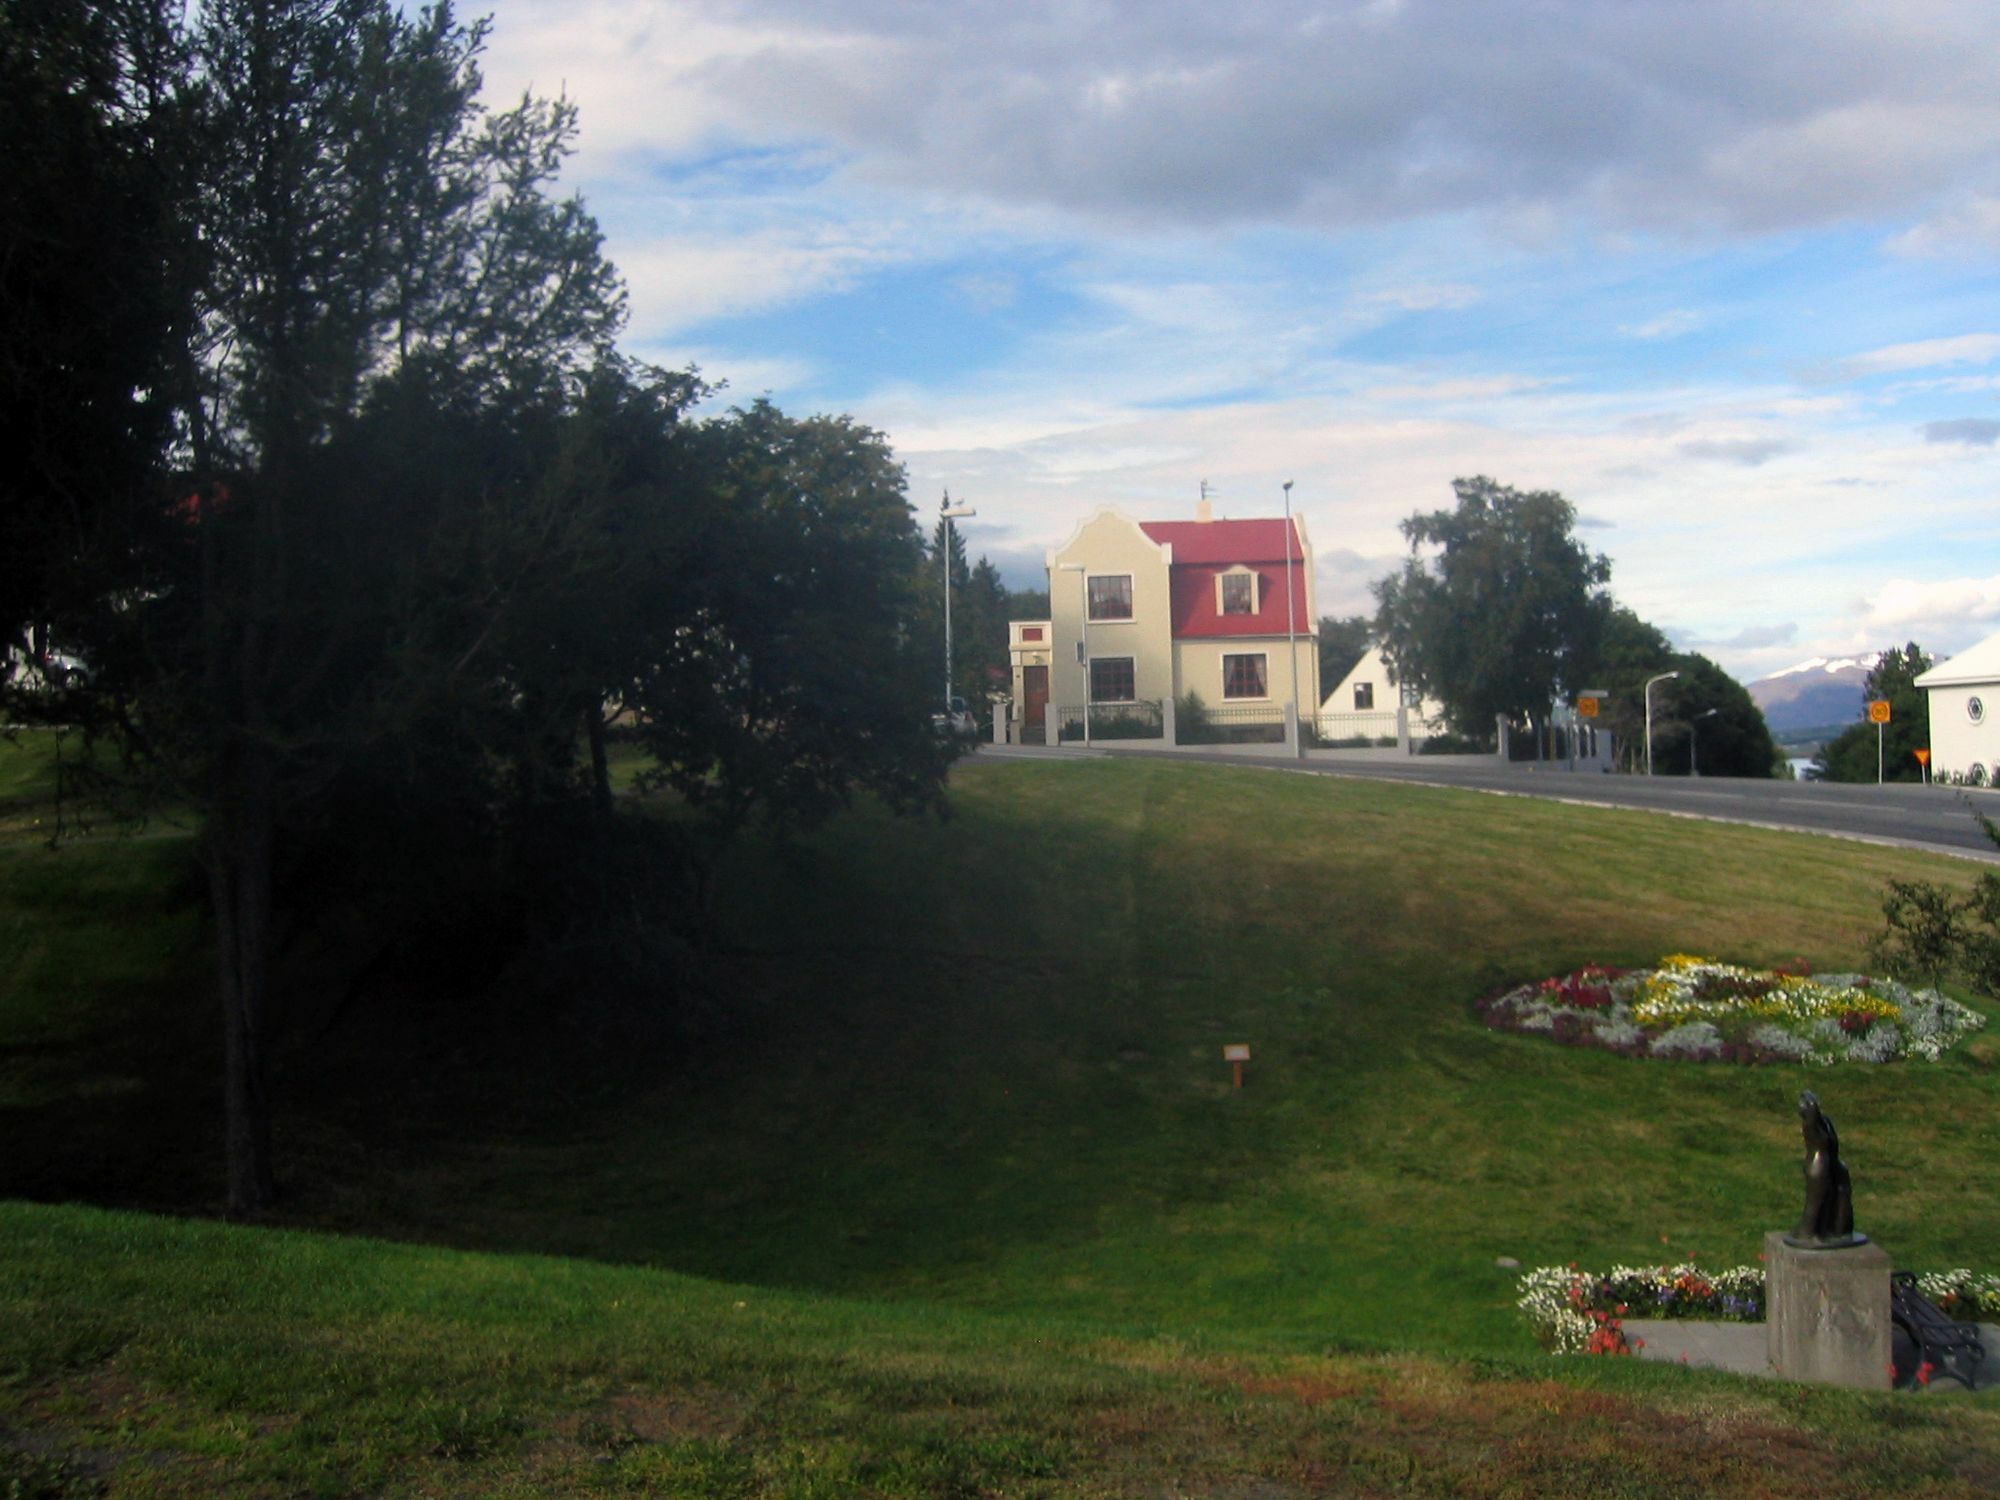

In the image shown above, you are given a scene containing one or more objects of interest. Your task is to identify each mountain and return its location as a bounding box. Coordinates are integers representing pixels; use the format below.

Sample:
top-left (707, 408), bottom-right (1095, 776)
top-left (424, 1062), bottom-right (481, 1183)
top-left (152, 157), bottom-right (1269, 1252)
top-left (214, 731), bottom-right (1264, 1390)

top-left (1746, 657), bottom-right (1872, 734)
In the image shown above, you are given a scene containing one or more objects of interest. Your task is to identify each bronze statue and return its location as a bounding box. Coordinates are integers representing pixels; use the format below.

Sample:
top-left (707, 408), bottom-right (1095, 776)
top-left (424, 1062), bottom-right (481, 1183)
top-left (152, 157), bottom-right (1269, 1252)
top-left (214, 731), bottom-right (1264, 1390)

top-left (1786, 1090), bottom-right (1865, 1248)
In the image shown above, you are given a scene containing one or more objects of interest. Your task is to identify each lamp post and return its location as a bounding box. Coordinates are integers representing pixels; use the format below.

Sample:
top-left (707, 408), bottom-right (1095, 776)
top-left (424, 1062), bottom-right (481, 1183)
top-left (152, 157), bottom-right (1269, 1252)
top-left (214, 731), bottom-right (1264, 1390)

top-left (940, 492), bottom-right (976, 716)
top-left (1059, 561), bottom-right (1088, 745)
top-left (1643, 670), bottom-right (1679, 776)
top-left (1689, 707), bottom-right (1719, 777)
top-left (1282, 480), bottom-right (1300, 754)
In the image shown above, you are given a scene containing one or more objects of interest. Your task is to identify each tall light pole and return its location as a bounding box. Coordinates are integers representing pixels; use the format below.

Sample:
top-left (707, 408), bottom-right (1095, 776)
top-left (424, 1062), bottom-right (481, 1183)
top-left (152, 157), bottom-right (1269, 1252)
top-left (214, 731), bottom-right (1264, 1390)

top-left (1282, 480), bottom-right (1300, 751)
top-left (1643, 670), bottom-right (1679, 776)
top-left (1059, 561), bottom-right (1088, 745)
top-left (940, 491), bottom-right (975, 714)
top-left (1689, 707), bottom-right (1719, 777)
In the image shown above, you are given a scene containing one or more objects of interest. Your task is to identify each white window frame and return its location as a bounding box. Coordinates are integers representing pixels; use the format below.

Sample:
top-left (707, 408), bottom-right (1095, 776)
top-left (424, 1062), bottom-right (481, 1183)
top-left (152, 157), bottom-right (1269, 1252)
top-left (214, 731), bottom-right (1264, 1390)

top-left (1089, 656), bottom-right (1137, 704)
top-left (1353, 680), bottom-right (1375, 712)
top-left (1221, 652), bottom-right (1269, 701)
top-left (1215, 568), bottom-right (1259, 617)
top-left (1086, 573), bottom-right (1135, 623)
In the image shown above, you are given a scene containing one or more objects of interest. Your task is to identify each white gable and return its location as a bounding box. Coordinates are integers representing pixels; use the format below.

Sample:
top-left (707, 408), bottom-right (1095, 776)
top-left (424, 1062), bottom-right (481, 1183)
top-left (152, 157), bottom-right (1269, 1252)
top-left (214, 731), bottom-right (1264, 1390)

top-left (1916, 629), bottom-right (2000, 689)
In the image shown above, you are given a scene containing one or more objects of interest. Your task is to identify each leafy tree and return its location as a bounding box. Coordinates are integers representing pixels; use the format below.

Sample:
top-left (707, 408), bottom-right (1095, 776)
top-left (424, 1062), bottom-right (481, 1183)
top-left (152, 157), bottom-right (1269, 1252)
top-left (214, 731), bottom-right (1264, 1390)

top-left (10, 0), bottom-right (625, 1218)
top-left (1647, 654), bottom-right (1778, 778)
top-left (1373, 477), bottom-right (1611, 740)
top-left (1317, 614), bottom-right (1373, 697)
top-left (1815, 643), bottom-right (1932, 783)
top-left (626, 400), bottom-right (949, 924)
top-left (1, 0), bottom-right (187, 693)
top-left (1577, 607), bottom-right (1776, 776)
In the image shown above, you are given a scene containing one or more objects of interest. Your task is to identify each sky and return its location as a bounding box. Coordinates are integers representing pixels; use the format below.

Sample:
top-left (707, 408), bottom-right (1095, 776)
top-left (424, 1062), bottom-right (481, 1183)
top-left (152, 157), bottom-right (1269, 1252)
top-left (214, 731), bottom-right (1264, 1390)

top-left (474, 0), bottom-right (2000, 682)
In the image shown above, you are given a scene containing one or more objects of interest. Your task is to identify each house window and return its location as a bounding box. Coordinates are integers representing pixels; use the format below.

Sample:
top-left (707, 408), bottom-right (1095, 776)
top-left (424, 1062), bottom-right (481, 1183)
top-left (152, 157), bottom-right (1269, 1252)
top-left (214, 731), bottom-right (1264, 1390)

top-left (1087, 574), bottom-right (1133, 621)
top-left (1971, 696), bottom-right (1987, 725)
top-left (1218, 572), bottom-right (1256, 616)
top-left (1020, 626), bottom-right (1044, 642)
top-left (1222, 653), bottom-right (1268, 700)
top-left (1089, 657), bottom-right (1135, 703)
top-left (1353, 681), bottom-right (1374, 711)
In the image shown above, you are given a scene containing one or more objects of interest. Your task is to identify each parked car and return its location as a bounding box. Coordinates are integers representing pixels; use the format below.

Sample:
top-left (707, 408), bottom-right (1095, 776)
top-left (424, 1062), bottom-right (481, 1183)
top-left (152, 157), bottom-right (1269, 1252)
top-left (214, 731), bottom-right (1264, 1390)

top-left (931, 696), bottom-right (979, 741)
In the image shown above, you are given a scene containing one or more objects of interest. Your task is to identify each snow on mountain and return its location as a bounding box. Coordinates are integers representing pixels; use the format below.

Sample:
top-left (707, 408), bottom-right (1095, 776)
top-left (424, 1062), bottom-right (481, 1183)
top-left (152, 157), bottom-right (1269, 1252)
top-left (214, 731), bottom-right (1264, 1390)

top-left (1748, 657), bottom-right (1872, 733)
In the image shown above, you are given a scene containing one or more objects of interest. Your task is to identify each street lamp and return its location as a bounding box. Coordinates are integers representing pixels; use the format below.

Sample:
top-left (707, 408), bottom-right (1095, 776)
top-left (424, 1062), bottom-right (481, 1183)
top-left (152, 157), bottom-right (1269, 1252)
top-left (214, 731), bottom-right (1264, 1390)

top-left (1689, 707), bottom-right (1720, 777)
top-left (1282, 480), bottom-right (1300, 754)
top-left (1059, 561), bottom-right (1088, 745)
top-left (1643, 670), bottom-right (1679, 776)
top-left (940, 491), bottom-right (976, 716)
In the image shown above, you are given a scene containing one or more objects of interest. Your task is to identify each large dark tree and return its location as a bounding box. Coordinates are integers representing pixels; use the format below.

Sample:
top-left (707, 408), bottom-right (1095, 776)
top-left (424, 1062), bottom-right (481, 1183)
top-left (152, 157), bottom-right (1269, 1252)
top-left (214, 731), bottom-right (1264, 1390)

top-left (1816, 643), bottom-right (1933, 783)
top-left (1, 0), bottom-right (186, 689)
top-left (626, 399), bottom-right (948, 923)
top-left (9, 0), bottom-right (624, 1218)
top-left (1373, 476), bottom-right (1611, 740)
top-left (1579, 606), bottom-right (1777, 776)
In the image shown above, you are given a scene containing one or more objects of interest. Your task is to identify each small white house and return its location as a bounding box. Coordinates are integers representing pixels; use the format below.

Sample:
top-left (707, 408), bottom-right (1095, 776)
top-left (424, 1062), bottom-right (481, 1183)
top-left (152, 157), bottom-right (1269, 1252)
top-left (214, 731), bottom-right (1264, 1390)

top-left (1916, 631), bottom-right (2000, 787)
top-left (1315, 646), bottom-right (1448, 743)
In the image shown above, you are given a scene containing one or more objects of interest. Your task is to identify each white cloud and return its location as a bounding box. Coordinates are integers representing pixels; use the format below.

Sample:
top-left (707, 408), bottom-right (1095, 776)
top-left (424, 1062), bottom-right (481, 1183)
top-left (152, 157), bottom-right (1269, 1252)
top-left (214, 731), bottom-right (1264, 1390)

top-left (485, 1), bottom-right (2000, 240)
top-left (1359, 377), bottom-right (1551, 403)
top-left (1361, 283), bottom-right (1482, 312)
top-left (1858, 577), bottom-right (2000, 648)
top-left (1836, 334), bottom-right (2000, 380)
top-left (1622, 310), bottom-right (1702, 340)
top-left (1887, 195), bottom-right (2000, 259)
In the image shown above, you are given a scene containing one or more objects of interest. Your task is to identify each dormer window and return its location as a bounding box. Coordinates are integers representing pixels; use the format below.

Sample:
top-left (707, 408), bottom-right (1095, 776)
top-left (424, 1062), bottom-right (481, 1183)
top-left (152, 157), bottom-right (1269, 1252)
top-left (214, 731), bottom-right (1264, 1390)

top-left (1217, 568), bottom-right (1258, 616)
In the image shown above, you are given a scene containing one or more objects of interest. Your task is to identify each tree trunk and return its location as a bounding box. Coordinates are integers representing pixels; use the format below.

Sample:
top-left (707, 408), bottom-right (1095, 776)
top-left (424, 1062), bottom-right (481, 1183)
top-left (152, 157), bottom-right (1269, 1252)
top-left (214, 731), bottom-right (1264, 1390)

top-left (208, 748), bottom-right (278, 1219)
top-left (586, 705), bottom-right (613, 823)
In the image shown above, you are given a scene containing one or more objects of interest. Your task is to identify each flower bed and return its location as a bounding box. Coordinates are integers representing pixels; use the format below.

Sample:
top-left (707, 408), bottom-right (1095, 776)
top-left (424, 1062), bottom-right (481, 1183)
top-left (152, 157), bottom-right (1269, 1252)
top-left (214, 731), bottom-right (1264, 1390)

top-left (1479, 955), bottom-right (1986, 1064)
top-left (1519, 1262), bottom-right (2000, 1355)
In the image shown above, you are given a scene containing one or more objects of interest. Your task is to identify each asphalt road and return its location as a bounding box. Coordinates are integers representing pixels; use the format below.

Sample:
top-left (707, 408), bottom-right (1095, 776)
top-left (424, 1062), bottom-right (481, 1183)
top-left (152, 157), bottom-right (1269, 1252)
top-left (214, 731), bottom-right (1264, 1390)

top-left (1036, 744), bottom-right (2000, 863)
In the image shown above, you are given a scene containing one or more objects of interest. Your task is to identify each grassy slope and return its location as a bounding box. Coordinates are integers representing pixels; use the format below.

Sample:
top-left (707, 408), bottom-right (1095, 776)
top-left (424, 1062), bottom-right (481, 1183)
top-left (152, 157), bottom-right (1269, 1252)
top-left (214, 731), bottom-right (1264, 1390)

top-left (8, 737), bottom-right (2000, 1492)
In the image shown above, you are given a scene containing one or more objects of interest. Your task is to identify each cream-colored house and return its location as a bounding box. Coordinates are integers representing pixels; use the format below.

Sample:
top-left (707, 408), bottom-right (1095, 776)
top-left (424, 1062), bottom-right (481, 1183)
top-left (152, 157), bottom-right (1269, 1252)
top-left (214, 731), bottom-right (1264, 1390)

top-left (1030, 504), bottom-right (1318, 740)
top-left (1315, 645), bottom-right (1448, 743)
top-left (1916, 630), bottom-right (2000, 786)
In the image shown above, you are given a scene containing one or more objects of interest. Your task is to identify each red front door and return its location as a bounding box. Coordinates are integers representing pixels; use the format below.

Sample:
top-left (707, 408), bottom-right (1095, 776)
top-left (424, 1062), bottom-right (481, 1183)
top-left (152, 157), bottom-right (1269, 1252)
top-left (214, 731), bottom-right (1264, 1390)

top-left (1023, 665), bottom-right (1048, 742)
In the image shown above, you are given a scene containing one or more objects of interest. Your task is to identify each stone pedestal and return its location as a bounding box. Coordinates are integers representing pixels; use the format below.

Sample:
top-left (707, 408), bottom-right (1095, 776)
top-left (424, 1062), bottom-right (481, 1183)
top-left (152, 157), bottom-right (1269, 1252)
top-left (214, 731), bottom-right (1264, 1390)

top-left (1764, 1231), bottom-right (1892, 1389)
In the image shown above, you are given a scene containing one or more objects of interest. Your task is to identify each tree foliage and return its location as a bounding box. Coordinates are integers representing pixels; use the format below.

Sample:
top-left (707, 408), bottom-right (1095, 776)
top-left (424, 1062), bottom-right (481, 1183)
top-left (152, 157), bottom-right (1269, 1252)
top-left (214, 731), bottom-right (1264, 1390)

top-left (1815, 643), bottom-right (1932, 783)
top-left (1582, 606), bottom-right (1777, 777)
top-left (4, 0), bottom-right (948, 1217)
top-left (1373, 477), bottom-right (1611, 738)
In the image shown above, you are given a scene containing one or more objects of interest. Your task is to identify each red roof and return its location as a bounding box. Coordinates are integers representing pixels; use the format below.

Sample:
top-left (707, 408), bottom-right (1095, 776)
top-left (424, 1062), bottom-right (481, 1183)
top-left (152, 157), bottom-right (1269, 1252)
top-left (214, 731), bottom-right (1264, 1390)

top-left (1138, 518), bottom-right (1298, 564)
top-left (1138, 518), bottom-right (1310, 638)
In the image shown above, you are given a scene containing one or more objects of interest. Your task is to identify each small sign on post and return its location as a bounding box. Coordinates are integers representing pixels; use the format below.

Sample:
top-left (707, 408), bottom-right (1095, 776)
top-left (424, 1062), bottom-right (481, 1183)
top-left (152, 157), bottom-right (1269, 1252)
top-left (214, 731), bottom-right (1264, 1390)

top-left (1915, 747), bottom-right (1932, 784)
top-left (1577, 695), bottom-right (1601, 719)
top-left (1222, 1043), bottom-right (1250, 1089)
top-left (1870, 701), bottom-right (1891, 784)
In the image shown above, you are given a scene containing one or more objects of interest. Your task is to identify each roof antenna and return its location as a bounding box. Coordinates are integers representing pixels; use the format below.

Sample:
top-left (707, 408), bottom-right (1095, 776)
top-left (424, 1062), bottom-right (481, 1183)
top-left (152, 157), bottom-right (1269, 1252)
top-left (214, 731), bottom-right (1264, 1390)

top-left (1197, 478), bottom-right (1214, 523)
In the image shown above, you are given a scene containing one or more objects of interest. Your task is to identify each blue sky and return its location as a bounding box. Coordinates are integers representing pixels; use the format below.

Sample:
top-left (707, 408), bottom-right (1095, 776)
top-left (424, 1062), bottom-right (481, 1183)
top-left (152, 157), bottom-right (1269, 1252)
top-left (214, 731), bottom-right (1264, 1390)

top-left (479, 0), bottom-right (2000, 681)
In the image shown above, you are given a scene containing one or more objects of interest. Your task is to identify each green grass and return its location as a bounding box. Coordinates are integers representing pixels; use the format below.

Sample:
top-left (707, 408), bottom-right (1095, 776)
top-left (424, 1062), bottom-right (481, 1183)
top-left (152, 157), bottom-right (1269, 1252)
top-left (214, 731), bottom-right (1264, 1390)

top-left (8, 745), bottom-right (2000, 1492)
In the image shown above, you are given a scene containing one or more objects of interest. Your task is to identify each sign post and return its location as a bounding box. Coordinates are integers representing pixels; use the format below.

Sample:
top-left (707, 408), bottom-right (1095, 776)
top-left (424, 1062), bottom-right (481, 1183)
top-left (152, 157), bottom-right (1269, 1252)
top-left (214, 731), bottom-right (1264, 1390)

top-left (1222, 1043), bottom-right (1250, 1090)
top-left (1868, 700), bottom-right (1891, 784)
top-left (1915, 747), bottom-right (1931, 785)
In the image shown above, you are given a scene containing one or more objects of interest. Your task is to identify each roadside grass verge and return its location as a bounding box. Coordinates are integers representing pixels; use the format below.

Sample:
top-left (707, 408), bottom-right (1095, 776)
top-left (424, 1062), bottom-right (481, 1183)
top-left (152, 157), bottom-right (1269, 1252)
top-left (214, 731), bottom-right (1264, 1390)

top-left (6, 1199), bottom-right (2000, 1497)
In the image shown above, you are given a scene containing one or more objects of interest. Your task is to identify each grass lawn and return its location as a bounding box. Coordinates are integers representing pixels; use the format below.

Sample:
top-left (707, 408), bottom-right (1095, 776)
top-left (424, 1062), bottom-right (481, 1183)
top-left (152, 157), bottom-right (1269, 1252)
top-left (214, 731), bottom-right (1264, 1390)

top-left (7, 739), bottom-right (2000, 1493)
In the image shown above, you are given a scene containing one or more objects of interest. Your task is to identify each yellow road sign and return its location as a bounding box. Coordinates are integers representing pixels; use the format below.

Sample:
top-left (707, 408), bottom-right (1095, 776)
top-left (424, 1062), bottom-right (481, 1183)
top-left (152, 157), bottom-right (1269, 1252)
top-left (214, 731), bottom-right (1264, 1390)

top-left (1577, 695), bottom-right (1600, 719)
top-left (1868, 699), bottom-right (1892, 724)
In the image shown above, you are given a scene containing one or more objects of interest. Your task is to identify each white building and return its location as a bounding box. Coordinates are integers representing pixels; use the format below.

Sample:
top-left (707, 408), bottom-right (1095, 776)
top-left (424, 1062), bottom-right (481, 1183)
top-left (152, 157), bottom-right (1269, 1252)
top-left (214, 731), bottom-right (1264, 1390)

top-left (1916, 631), bottom-right (2000, 787)
top-left (1314, 646), bottom-right (1449, 745)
